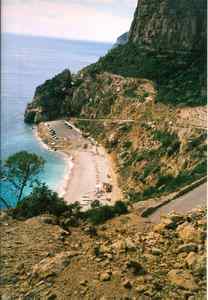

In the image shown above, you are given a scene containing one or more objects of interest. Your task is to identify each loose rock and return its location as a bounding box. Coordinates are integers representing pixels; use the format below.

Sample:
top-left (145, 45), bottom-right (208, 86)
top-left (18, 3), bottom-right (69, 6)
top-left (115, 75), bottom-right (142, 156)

top-left (168, 269), bottom-right (198, 291)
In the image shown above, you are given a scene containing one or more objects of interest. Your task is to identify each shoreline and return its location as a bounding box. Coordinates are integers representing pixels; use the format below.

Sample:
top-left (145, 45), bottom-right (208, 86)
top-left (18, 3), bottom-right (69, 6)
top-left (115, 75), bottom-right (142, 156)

top-left (33, 126), bottom-right (74, 199)
top-left (35, 120), bottom-right (122, 207)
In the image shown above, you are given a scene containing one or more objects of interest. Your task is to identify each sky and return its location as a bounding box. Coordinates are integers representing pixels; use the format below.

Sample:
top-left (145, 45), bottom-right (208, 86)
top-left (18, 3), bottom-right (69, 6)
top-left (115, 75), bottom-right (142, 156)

top-left (1, 0), bottom-right (138, 42)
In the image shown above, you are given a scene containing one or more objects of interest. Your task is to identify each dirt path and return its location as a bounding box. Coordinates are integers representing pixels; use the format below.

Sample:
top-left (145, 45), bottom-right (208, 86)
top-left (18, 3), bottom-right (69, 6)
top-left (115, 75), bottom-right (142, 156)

top-left (38, 120), bottom-right (122, 208)
top-left (149, 182), bottom-right (207, 223)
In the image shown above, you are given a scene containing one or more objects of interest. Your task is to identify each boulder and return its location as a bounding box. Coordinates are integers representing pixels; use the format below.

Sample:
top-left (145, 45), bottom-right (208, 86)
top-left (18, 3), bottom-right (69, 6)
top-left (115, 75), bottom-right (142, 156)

top-left (112, 240), bottom-right (126, 253)
top-left (31, 251), bottom-right (79, 280)
top-left (125, 238), bottom-right (137, 251)
top-left (177, 223), bottom-right (202, 243)
top-left (99, 271), bottom-right (111, 281)
top-left (135, 285), bottom-right (146, 293)
top-left (193, 255), bottom-right (206, 276)
top-left (185, 252), bottom-right (198, 268)
top-left (99, 244), bottom-right (112, 256)
top-left (166, 213), bottom-right (185, 225)
top-left (168, 270), bottom-right (198, 291)
top-left (153, 217), bottom-right (176, 233)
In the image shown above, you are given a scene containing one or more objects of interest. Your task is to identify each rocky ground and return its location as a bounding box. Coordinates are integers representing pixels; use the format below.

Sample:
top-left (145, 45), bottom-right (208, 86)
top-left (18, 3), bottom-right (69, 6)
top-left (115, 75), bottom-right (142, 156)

top-left (0, 206), bottom-right (206, 300)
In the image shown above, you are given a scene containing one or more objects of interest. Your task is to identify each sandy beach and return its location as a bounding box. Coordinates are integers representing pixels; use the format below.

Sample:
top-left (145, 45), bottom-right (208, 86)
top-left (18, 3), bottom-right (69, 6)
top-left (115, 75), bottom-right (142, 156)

top-left (37, 120), bottom-right (122, 208)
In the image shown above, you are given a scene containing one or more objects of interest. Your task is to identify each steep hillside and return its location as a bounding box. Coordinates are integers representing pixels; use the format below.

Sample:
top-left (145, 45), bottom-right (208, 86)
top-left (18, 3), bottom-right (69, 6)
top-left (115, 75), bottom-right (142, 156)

top-left (71, 72), bottom-right (206, 201)
top-left (85, 0), bottom-right (206, 106)
top-left (1, 208), bottom-right (206, 299)
top-left (24, 0), bottom-right (207, 202)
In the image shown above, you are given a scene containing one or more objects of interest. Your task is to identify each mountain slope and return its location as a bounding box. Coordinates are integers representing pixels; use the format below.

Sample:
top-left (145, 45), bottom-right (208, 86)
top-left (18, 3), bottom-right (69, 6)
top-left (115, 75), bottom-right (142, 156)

top-left (24, 0), bottom-right (207, 203)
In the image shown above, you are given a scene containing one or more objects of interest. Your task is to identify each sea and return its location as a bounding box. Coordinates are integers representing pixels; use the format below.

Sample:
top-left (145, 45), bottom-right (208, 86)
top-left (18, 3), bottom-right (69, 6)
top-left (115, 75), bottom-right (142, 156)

top-left (1, 33), bottom-right (112, 207)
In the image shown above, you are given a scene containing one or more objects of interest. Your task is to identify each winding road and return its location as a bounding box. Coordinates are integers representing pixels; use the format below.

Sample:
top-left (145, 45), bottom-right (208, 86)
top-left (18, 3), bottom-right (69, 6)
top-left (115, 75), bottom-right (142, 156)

top-left (149, 182), bottom-right (207, 223)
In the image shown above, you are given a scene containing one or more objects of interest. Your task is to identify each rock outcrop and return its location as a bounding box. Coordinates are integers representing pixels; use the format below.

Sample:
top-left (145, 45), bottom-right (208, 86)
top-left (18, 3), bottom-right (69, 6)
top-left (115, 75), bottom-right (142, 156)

top-left (24, 0), bottom-right (207, 124)
top-left (24, 69), bottom-right (73, 124)
top-left (129, 0), bottom-right (206, 52)
top-left (114, 32), bottom-right (128, 47)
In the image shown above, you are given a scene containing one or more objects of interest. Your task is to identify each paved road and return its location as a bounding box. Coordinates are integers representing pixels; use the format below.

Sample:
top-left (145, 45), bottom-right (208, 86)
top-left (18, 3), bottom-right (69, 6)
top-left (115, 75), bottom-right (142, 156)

top-left (149, 182), bottom-right (207, 223)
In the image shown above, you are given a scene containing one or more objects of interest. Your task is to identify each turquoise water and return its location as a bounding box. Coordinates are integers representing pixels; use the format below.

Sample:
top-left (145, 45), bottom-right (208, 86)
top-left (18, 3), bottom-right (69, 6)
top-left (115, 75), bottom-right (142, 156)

top-left (1, 33), bottom-right (112, 206)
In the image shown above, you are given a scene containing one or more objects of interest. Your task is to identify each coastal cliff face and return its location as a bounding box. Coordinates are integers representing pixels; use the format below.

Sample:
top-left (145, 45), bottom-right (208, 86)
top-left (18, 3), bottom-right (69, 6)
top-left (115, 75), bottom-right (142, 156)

top-left (24, 0), bottom-right (207, 200)
top-left (3, 3), bottom-right (207, 298)
top-left (24, 0), bottom-right (207, 124)
top-left (24, 69), bottom-right (73, 124)
top-left (114, 32), bottom-right (128, 47)
top-left (129, 0), bottom-right (206, 51)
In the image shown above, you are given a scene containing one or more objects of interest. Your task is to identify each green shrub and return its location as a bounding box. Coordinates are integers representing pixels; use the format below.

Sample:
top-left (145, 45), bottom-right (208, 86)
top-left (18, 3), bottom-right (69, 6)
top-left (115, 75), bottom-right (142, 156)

top-left (156, 174), bottom-right (175, 187)
top-left (85, 201), bottom-right (128, 225)
top-left (126, 190), bottom-right (143, 202)
top-left (118, 123), bottom-right (132, 133)
top-left (143, 92), bottom-right (149, 98)
top-left (153, 130), bottom-right (180, 155)
top-left (139, 162), bottom-right (160, 181)
top-left (13, 184), bottom-right (68, 219)
top-left (85, 42), bottom-right (206, 107)
top-left (114, 201), bottom-right (128, 215)
top-left (124, 87), bottom-right (137, 98)
top-left (187, 133), bottom-right (207, 151)
top-left (191, 160), bottom-right (207, 176)
top-left (143, 186), bottom-right (157, 198)
top-left (91, 200), bottom-right (101, 208)
top-left (123, 141), bottom-right (132, 149)
top-left (85, 205), bottom-right (115, 225)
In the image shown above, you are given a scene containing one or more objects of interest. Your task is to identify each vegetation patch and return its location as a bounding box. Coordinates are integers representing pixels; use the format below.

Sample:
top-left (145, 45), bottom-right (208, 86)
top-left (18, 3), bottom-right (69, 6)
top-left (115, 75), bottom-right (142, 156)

top-left (84, 201), bottom-right (128, 225)
top-left (85, 42), bottom-right (206, 106)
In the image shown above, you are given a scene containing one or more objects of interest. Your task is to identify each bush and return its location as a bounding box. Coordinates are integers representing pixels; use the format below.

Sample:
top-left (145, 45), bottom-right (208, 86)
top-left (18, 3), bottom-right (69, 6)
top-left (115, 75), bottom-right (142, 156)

top-left (153, 130), bottom-right (180, 155)
top-left (91, 200), bottom-right (101, 209)
top-left (13, 184), bottom-right (68, 219)
top-left (123, 87), bottom-right (137, 98)
top-left (85, 201), bottom-right (128, 225)
top-left (187, 133), bottom-right (207, 151)
top-left (85, 42), bottom-right (206, 107)
top-left (139, 162), bottom-right (160, 181)
top-left (114, 201), bottom-right (128, 215)
top-left (85, 205), bottom-right (115, 225)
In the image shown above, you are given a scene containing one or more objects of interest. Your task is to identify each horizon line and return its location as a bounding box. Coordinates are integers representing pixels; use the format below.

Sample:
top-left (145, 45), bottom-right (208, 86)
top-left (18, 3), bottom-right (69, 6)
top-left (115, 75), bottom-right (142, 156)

top-left (2, 31), bottom-right (115, 45)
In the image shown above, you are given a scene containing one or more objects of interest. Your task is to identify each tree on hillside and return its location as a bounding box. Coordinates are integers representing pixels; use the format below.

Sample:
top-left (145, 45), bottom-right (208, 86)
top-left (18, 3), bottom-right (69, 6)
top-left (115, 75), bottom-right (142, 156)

top-left (0, 151), bottom-right (45, 207)
top-left (14, 183), bottom-right (67, 219)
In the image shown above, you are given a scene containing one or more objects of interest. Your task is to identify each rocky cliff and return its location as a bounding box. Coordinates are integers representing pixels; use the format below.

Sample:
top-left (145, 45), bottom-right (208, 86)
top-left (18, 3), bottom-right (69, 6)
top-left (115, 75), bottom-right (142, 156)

top-left (24, 0), bottom-right (207, 200)
top-left (24, 0), bottom-right (207, 124)
top-left (24, 69), bottom-right (74, 124)
top-left (129, 0), bottom-right (206, 52)
top-left (114, 32), bottom-right (128, 47)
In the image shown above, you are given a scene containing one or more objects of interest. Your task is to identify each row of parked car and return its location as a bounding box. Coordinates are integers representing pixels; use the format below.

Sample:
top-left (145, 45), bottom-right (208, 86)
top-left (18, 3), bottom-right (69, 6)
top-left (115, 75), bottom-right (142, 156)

top-left (45, 123), bottom-right (58, 141)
